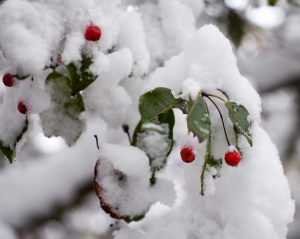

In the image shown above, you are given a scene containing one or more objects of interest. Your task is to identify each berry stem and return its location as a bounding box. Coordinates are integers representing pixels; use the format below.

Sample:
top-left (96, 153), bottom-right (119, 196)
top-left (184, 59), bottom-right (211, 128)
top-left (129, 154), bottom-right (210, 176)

top-left (200, 160), bottom-right (207, 196)
top-left (202, 93), bottom-right (230, 147)
top-left (94, 135), bottom-right (99, 149)
top-left (217, 89), bottom-right (229, 101)
top-left (204, 93), bottom-right (227, 103)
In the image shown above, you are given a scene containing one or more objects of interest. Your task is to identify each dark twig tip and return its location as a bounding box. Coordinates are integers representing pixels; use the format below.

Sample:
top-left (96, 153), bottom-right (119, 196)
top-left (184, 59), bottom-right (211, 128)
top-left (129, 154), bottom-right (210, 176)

top-left (94, 135), bottom-right (99, 150)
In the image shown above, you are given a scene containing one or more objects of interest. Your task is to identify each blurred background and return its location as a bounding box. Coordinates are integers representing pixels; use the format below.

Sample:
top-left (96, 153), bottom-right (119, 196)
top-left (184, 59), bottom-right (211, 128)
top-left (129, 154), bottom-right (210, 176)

top-left (1, 0), bottom-right (300, 238)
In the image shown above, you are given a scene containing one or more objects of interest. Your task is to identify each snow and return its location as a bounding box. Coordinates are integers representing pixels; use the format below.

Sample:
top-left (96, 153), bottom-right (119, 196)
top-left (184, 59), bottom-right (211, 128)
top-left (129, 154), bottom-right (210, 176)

top-left (136, 123), bottom-right (171, 168)
top-left (95, 143), bottom-right (176, 217)
top-left (0, 0), bottom-right (296, 238)
top-left (98, 143), bottom-right (150, 177)
top-left (0, 118), bottom-right (106, 227)
top-left (180, 78), bottom-right (202, 100)
top-left (246, 5), bottom-right (285, 30)
top-left (84, 85), bottom-right (132, 128)
top-left (117, 11), bottom-right (150, 76)
top-left (227, 145), bottom-right (238, 152)
top-left (0, 86), bottom-right (27, 148)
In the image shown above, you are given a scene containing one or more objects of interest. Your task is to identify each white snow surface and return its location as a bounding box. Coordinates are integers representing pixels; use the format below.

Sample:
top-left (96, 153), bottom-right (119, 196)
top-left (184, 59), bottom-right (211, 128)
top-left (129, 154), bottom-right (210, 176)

top-left (95, 143), bottom-right (176, 217)
top-left (113, 124), bottom-right (294, 239)
top-left (120, 24), bottom-right (293, 239)
top-left (0, 1), bottom-right (295, 238)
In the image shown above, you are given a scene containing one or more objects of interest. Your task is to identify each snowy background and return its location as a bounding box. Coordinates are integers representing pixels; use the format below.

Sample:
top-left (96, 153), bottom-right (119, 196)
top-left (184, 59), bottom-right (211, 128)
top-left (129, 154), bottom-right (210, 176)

top-left (0, 0), bottom-right (300, 238)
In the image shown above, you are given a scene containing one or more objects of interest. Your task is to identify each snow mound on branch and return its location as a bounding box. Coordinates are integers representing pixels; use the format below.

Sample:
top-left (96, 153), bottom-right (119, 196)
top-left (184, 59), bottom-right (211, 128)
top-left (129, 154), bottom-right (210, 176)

top-left (114, 120), bottom-right (294, 239)
top-left (0, 0), bottom-right (63, 76)
top-left (144, 24), bottom-right (261, 122)
top-left (140, 0), bottom-right (197, 70)
top-left (117, 11), bottom-right (150, 76)
top-left (95, 143), bottom-right (176, 217)
top-left (118, 24), bottom-right (294, 239)
top-left (84, 49), bottom-right (133, 128)
top-left (0, 0), bottom-right (121, 74)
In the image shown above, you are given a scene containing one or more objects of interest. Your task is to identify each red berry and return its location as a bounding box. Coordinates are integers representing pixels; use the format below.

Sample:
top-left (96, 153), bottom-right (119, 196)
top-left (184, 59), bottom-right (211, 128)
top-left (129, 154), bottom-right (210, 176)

top-left (85, 25), bottom-right (101, 41)
top-left (225, 150), bottom-right (241, 167)
top-left (2, 74), bottom-right (14, 87)
top-left (180, 147), bottom-right (195, 163)
top-left (18, 102), bottom-right (27, 114)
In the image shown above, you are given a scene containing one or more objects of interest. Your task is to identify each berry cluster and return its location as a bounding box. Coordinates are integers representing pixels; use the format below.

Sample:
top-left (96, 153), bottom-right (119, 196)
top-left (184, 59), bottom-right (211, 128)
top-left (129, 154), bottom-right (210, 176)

top-left (180, 146), bottom-right (241, 167)
top-left (180, 91), bottom-right (242, 167)
top-left (2, 24), bottom-right (102, 115)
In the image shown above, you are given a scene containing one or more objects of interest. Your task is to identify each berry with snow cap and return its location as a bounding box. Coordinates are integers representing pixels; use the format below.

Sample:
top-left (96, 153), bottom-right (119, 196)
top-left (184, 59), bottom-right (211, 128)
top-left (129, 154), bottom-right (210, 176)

top-left (2, 73), bottom-right (14, 87)
top-left (180, 147), bottom-right (195, 163)
top-left (18, 102), bottom-right (28, 114)
top-left (225, 146), bottom-right (241, 167)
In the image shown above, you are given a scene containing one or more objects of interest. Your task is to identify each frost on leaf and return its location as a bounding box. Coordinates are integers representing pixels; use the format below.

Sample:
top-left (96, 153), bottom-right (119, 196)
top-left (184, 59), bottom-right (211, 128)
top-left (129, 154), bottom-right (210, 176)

top-left (133, 88), bottom-right (181, 176)
top-left (94, 144), bottom-right (152, 222)
top-left (136, 123), bottom-right (172, 170)
top-left (40, 71), bottom-right (85, 146)
top-left (65, 56), bottom-right (98, 95)
top-left (94, 143), bottom-right (176, 222)
top-left (133, 109), bottom-right (175, 176)
top-left (0, 117), bottom-right (29, 164)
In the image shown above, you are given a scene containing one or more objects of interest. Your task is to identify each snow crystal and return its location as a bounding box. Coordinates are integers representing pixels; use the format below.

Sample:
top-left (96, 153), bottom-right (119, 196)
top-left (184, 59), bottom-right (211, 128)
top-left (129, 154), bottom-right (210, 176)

top-left (180, 78), bottom-right (202, 100)
top-left (142, 53), bottom-right (187, 94)
top-left (62, 32), bottom-right (85, 64)
top-left (184, 25), bottom-right (261, 122)
top-left (84, 86), bottom-right (132, 128)
top-left (96, 48), bottom-right (133, 88)
top-left (98, 143), bottom-right (150, 177)
top-left (117, 11), bottom-right (150, 76)
top-left (95, 143), bottom-right (176, 217)
top-left (89, 52), bottom-right (110, 76)
top-left (136, 123), bottom-right (171, 168)
top-left (227, 145), bottom-right (238, 152)
top-left (0, 86), bottom-right (27, 148)
top-left (0, 0), bottom-right (63, 75)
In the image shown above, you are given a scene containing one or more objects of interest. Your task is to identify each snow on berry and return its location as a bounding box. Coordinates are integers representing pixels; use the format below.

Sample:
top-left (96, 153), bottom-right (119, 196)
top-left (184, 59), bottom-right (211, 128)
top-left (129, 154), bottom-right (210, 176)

top-left (17, 102), bottom-right (27, 114)
top-left (85, 25), bottom-right (102, 41)
top-left (224, 146), bottom-right (241, 167)
top-left (2, 74), bottom-right (14, 87)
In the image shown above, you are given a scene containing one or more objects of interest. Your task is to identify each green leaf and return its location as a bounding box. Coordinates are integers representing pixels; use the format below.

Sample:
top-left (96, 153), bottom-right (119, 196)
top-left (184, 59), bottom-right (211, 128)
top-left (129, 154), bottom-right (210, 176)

top-left (134, 87), bottom-right (186, 185)
top-left (268, 0), bottom-right (278, 5)
top-left (187, 95), bottom-right (211, 140)
top-left (139, 87), bottom-right (187, 123)
top-left (65, 56), bottom-right (98, 94)
top-left (40, 71), bottom-right (85, 146)
top-left (0, 117), bottom-right (29, 163)
top-left (225, 101), bottom-right (252, 146)
top-left (200, 129), bottom-right (222, 196)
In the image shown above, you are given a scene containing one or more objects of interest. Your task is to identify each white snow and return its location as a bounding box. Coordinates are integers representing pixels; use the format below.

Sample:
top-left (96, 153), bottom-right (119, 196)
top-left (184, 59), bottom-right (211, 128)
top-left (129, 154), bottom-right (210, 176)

top-left (0, 1), bottom-right (295, 238)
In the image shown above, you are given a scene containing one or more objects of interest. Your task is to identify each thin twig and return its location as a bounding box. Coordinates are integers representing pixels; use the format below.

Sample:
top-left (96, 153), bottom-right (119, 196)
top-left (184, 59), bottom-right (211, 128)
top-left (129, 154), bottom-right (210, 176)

top-left (202, 93), bottom-right (230, 146)
top-left (94, 135), bottom-right (99, 149)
